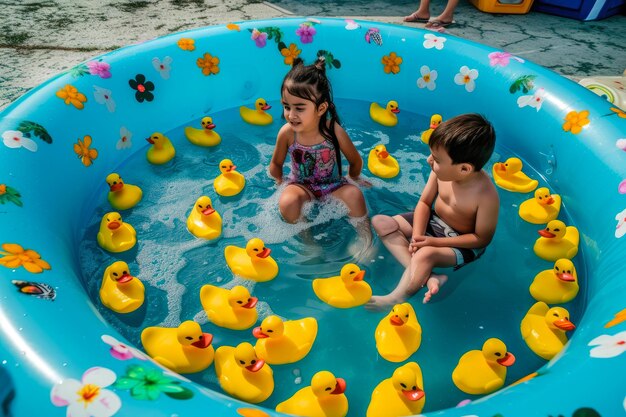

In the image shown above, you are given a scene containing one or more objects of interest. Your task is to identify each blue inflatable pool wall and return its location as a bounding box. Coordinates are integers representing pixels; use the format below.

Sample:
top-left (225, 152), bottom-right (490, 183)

top-left (0, 17), bottom-right (625, 417)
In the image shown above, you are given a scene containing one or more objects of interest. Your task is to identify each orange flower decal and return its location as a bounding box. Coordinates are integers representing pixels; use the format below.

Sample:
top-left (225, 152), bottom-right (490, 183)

top-left (610, 107), bottom-right (626, 119)
top-left (0, 243), bottom-right (51, 273)
top-left (177, 38), bottom-right (195, 51)
top-left (605, 309), bottom-right (626, 328)
top-left (74, 135), bottom-right (98, 166)
top-left (280, 43), bottom-right (302, 65)
top-left (562, 110), bottom-right (590, 134)
top-left (197, 53), bottom-right (220, 76)
top-left (56, 84), bottom-right (87, 109)
top-left (0, 184), bottom-right (6, 195)
top-left (382, 52), bottom-right (402, 74)
top-left (226, 23), bottom-right (240, 31)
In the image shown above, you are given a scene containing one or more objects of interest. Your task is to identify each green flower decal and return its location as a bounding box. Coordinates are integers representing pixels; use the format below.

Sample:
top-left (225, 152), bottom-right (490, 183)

top-left (0, 184), bottom-right (22, 207)
top-left (509, 75), bottom-right (537, 94)
top-left (317, 49), bottom-right (341, 69)
top-left (16, 121), bottom-right (53, 144)
top-left (114, 365), bottom-right (193, 401)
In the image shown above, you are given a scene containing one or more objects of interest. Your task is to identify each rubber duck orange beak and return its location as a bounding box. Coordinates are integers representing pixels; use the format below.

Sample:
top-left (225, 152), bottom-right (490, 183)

top-left (252, 327), bottom-right (269, 339)
top-left (390, 316), bottom-right (404, 326)
top-left (243, 297), bottom-right (258, 308)
top-left (378, 151), bottom-right (389, 159)
top-left (204, 123), bottom-right (216, 130)
top-left (497, 352), bottom-right (516, 367)
top-left (146, 137), bottom-right (155, 144)
top-left (109, 183), bottom-right (124, 192)
top-left (108, 221), bottom-right (121, 230)
top-left (246, 359), bottom-right (265, 372)
top-left (543, 197), bottom-right (555, 205)
top-left (353, 270), bottom-right (365, 281)
top-left (257, 248), bottom-right (271, 258)
top-left (554, 318), bottom-right (576, 331)
top-left (403, 388), bottom-right (425, 401)
top-left (430, 123), bottom-right (438, 129)
top-left (331, 378), bottom-right (347, 395)
top-left (116, 273), bottom-right (133, 284)
top-left (227, 165), bottom-right (237, 172)
top-left (538, 229), bottom-right (555, 238)
top-left (261, 104), bottom-right (271, 110)
top-left (202, 207), bottom-right (216, 216)
top-left (495, 163), bottom-right (506, 172)
top-left (191, 333), bottom-right (213, 349)
top-left (391, 108), bottom-right (400, 114)
top-left (557, 272), bottom-right (575, 282)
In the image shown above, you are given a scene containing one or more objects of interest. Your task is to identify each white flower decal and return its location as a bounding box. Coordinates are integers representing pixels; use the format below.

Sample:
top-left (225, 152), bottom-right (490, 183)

top-left (517, 87), bottom-right (546, 111)
top-left (116, 126), bottom-right (132, 150)
top-left (417, 65), bottom-right (437, 90)
top-left (93, 86), bottom-right (116, 113)
top-left (588, 331), bottom-right (626, 357)
top-left (2, 130), bottom-right (37, 152)
top-left (102, 334), bottom-right (146, 361)
top-left (152, 56), bottom-right (172, 80)
top-left (616, 138), bottom-right (626, 151)
top-left (615, 208), bottom-right (626, 238)
top-left (454, 66), bottom-right (478, 92)
top-left (423, 33), bottom-right (446, 50)
top-left (51, 367), bottom-right (121, 417)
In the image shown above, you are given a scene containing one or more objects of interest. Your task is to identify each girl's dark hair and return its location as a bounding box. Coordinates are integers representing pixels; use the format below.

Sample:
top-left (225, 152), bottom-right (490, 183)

top-left (281, 57), bottom-right (342, 175)
top-left (428, 113), bottom-right (496, 171)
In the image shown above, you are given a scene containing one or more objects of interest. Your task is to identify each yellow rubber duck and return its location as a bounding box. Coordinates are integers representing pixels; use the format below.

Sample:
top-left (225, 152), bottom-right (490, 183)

top-left (370, 100), bottom-right (400, 127)
top-left (105, 173), bottom-right (142, 211)
top-left (199, 284), bottom-right (258, 330)
top-left (97, 211), bottom-right (137, 253)
top-left (420, 114), bottom-right (442, 145)
top-left (99, 261), bottom-right (144, 314)
top-left (215, 342), bottom-right (274, 403)
top-left (253, 315), bottom-right (318, 365)
top-left (214, 159), bottom-right (245, 197)
top-left (533, 220), bottom-right (579, 261)
top-left (141, 320), bottom-right (214, 374)
top-left (366, 362), bottom-right (425, 417)
top-left (492, 157), bottom-right (538, 193)
top-left (186, 196), bottom-right (222, 240)
top-left (146, 132), bottom-right (175, 165)
top-left (519, 187), bottom-right (562, 224)
top-left (452, 338), bottom-right (516, 395)
top-left (375, 303), bottom-right (422, 362)
top-left (312, 263), bottom-right (371, 308)
top-left (529, 258), bottom-right (579, 304)
top-left (184, 116), bottom-right (221, 147)
top-left (225, 238), bottom-right (278, 282)
top-left (240, 98), bottom-right (273, 125)
top-left (367, 144), bottom-right (400, 179)
top-left (521, 301), bottom-right (576, 360)
top-left (276, 370), bottom-right (348, 417)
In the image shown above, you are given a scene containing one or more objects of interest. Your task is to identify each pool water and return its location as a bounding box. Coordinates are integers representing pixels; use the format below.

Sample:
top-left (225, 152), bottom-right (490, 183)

top-left (78, 98), bottom-right (586, 415)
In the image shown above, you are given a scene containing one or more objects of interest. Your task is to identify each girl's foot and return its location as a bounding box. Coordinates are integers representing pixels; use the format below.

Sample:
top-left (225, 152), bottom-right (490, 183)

top-left (403, 11), bottom-right (430, 23)
top-left (423, 274), bottom-right (448, 303)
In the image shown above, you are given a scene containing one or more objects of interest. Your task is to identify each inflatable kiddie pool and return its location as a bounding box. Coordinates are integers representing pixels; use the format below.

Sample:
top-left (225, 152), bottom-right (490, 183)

top-left (0, 17), bottom-right (625, 417)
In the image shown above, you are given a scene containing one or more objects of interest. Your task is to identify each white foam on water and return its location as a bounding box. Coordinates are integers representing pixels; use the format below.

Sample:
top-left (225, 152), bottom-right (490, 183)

top-left (151, 177), bottom-right (205, 229)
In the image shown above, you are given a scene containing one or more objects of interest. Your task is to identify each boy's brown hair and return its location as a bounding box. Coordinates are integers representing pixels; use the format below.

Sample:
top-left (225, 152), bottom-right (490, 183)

top-left (428, 113), bottom-right (495, 171)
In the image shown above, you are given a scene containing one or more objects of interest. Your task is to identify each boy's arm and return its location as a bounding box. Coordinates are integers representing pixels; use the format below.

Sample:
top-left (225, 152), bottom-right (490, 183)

top-left (269, 124), bottom-right (291, 183)
top-left (334, 124), bottom-right (363, 179)
top-left (412, 171), bottom-right (438, 238)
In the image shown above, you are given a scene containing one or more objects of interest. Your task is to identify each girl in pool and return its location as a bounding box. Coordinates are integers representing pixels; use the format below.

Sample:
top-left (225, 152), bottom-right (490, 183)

top-left (269, 57), bottom-right (371, 233)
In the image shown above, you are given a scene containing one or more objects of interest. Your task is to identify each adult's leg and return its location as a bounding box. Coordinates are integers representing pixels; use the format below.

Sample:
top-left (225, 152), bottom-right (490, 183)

top-left (278, 184), bottom-right (312, 223)
top-left (404, 0), bottom-right (431, 22)
top-left (426, 0), bottom-right (458, 26)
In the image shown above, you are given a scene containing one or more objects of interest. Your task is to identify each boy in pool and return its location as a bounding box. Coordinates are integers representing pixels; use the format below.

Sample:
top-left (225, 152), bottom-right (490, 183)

top-left (368, 113), bottom-right (499, 307)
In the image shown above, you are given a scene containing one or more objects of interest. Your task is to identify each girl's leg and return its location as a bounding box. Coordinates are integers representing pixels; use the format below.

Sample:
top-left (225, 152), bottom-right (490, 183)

top-left (278, 184), bottom-right (312, 223)
top-left (367, 246), bottom-right (456, 308)
top-left (371, 214), bottom-right (412, 268)
top-left (331, 184), bottom-right (367, 218)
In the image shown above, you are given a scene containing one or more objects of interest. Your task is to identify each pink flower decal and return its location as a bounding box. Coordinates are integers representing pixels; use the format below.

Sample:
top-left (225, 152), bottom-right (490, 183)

top-left (102, 334), bottom-right (146, 361)
top-left (251, 29), bottom-right (268, 48)
top-left (87, 61), bottom-right (112, 79)
top-left (296, 23), bottom-right (316, 44)
top-left (489, 51), bottom-right (524, 67)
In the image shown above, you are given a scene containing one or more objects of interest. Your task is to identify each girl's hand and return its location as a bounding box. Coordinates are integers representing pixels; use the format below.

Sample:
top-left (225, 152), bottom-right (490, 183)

top-left (349, 176), bottom-right (373, 188)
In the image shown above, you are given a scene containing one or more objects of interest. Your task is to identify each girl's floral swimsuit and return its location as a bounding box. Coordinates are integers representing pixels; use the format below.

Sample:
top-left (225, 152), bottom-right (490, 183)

top-left (287, 133), bottom-right (347, 198)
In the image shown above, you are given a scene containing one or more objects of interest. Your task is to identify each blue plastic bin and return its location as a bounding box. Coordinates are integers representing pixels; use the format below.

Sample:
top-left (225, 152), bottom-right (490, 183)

top-left (532, 0), bottom-right (625, 20)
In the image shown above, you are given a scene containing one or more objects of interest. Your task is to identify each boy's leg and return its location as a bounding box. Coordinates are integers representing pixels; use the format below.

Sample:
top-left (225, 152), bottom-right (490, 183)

top-left (367, 246), bottom-right (456, 308)
top-left (371, 214), bottom-right (412, 268)
top-left (279, 185), bottom-right (312, 223)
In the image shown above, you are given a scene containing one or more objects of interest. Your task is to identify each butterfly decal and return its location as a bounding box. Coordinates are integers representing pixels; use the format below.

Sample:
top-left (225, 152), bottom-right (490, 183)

top-left (12, 280), bottom-right (56, 301)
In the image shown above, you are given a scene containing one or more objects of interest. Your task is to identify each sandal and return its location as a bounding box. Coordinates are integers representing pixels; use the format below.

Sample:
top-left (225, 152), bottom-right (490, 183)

top-left (403, 12), bottom-right (430, 23)
top-left (425, 19), bottom-right (455, 28)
